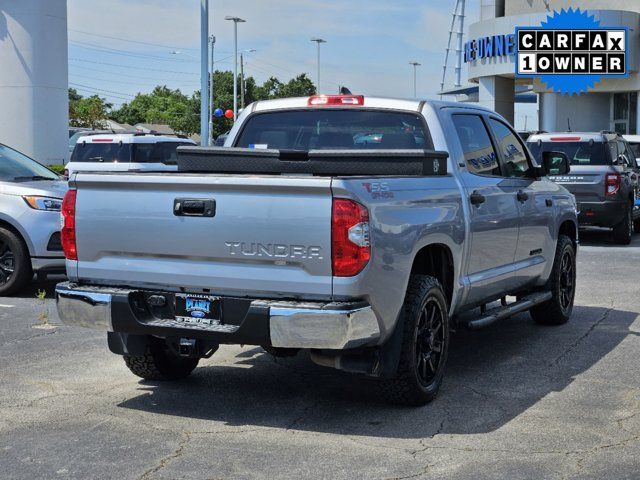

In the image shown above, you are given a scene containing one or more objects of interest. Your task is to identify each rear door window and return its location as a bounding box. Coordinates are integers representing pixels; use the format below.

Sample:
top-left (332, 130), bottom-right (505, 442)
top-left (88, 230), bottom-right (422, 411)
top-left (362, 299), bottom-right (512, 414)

top-left (235, 109), bottom-right (430, 150)
top-left (71, 142), bottom-right (132, 163)
top-left (452, 114), bottom-right (501, 176)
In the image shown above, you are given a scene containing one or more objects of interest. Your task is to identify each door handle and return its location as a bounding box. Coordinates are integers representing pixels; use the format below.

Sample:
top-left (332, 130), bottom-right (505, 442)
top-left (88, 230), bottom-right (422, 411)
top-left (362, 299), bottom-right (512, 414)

top-left (516, 190), bottom-right (529, 202)
top-left (174, 198), bottom-right (216, 217)
top-left (546, 199), bottom-right (553, 207)
top-left (470, 191), bottom-right (486, 206)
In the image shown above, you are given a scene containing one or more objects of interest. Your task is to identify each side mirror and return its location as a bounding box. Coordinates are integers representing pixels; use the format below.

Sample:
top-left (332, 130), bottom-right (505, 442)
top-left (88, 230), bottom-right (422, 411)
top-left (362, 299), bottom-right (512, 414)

top-left (538, 151), bottom-right (570, 177)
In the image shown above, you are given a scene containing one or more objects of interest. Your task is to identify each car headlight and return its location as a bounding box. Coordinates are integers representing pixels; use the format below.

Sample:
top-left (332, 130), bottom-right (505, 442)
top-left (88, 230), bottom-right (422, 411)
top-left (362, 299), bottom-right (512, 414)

top-left (22, 196), bottom-right (63, 211)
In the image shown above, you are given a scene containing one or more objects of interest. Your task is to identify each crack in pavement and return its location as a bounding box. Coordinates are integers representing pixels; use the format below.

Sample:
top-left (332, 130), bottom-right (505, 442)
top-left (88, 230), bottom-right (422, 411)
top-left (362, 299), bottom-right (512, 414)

top-left (139, 431), bottom-right (191, 480)
top-left (553, 304), bottom-right (614, 365)
top-left (0, 328), bottom-right (59, 347)
top-left (384, 463), bottom-right (434, 480)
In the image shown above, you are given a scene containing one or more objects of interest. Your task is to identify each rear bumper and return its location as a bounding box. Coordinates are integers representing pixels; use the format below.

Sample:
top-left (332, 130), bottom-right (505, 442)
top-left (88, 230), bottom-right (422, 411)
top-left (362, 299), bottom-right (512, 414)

top-left (577, 199), bottom-right (627, 227)
top-left (55, 282), bottom-right (380, 350)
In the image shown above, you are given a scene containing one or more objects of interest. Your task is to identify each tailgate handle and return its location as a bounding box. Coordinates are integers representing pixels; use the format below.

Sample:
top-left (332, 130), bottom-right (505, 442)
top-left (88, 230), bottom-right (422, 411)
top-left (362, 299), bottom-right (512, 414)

top-left (174, 198), bottom-right (216, 217)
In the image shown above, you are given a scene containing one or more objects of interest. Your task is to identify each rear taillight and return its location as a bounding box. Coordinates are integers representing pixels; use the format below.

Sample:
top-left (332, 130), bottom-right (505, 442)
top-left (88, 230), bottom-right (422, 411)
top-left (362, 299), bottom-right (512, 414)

top-left (308, 95), bottom-right (364, 106)
top-left (605, 172), bottom-right (621, 196)
top-left (331, 199), bottom-right (370, 277)
top-left (61, 190), bottom-right (77, 260)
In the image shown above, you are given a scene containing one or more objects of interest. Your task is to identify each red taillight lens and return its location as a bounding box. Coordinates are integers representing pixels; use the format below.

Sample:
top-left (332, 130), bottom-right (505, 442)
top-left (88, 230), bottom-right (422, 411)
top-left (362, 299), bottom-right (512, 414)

top-left (331, 199), bottom-right (370, 277)
top-left (605, 172), bottom-right (621, 196)
top-left (61, 190), bottom-right (77, 260)
top-left (308, 95), bottom-right (364, 106)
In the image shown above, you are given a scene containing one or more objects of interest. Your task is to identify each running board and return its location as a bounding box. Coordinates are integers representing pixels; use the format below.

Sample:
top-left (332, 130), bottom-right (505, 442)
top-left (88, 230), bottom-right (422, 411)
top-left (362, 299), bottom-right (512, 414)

top-left (465, 292), bottom-right (552, 330)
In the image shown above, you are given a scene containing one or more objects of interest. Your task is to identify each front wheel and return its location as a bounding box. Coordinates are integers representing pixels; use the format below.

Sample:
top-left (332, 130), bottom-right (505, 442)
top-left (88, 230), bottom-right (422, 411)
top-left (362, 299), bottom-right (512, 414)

top-left (379, 275), bottom-right (450, 406)
top-left (0, 227), bottom-right (32, 296)
top-left (530, 235), bottom-right (576, 325)
top-left (124, 337), bottom-right (199, 380)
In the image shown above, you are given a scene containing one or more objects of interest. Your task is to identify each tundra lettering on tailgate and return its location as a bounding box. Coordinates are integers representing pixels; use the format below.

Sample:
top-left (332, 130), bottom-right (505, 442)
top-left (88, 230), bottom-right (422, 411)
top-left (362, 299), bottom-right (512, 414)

top-left (225, 242), bottom-right (323, 259)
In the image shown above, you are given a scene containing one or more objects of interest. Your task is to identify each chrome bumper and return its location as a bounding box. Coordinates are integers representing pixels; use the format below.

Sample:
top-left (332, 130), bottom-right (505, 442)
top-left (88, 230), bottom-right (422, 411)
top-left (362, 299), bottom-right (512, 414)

top-left (55, 282), bottom-right (381, 350)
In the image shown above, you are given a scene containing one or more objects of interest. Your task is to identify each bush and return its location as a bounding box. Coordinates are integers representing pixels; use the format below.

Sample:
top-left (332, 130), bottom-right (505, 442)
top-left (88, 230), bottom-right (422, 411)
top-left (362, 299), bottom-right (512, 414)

top-left (48, 164), bottom-right (66, 175)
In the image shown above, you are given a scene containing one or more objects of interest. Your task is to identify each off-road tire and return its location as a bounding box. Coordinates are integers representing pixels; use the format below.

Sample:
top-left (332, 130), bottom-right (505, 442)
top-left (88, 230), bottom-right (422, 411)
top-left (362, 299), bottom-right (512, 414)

top-left (124, 337), bottom-right (199, 380)
top-left (0, 227), bottom-right (32, 296)
top-left (613, 205), bottom-right (633, 245)
top-left (379, 275), bottom-right (450, 406)
top-left (530, 235), bottom-right (576, 325)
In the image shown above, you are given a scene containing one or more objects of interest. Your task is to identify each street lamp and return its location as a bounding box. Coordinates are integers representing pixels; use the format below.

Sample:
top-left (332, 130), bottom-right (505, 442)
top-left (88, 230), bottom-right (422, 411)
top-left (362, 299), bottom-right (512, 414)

top-left (225, 16), bottom-right (246, 121)
top-left (240, 49), bottom-right (256, 109)
top-left (310, 38), bottom-right (326, 94)
top-left (409, 61), bottom-right (421, 98)
top-left (208, 35), bottom-right (216, 146)
top-left (200, 0), bottom-right (209, 145)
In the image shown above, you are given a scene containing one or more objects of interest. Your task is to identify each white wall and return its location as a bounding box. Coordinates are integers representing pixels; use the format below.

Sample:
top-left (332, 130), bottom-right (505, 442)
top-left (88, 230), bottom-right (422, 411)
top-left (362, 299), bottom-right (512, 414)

top-left (539, 92), bottom-right (611, 132)
top-left (0, 0), bottom-right (68, 165)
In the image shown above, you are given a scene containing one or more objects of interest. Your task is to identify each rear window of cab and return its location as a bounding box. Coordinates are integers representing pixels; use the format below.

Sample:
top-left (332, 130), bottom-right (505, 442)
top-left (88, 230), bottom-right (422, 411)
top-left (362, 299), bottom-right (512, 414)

top-left (235, 109), bottom-right (431, 150)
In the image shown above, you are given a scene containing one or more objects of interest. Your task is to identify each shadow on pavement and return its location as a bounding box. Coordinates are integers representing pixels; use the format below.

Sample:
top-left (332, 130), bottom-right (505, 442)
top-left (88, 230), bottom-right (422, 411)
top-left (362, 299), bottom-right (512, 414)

top-left (579, 227), bottom-right (640, 247)
top-left (117, 305), bottom-right (637, 438)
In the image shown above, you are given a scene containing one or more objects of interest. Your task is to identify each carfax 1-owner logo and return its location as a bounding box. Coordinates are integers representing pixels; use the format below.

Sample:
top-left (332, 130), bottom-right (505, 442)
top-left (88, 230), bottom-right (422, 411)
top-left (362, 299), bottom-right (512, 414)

top-left (515, 8), bottom-right (628, 95)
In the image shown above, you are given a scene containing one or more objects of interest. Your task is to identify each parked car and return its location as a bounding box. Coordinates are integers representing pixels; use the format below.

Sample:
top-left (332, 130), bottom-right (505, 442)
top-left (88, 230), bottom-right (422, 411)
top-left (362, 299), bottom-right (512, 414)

top-left (56, 96), bottom-right (577, 405)
top-left (528, 131), bottom-right (640, 244)
top-left (214, 133), bottom-right (228, 146)
top-left (67, 129), bottom-right (112, 163)
top-left (623, 134), bottom-right (640, 161)
top-left (0, 144), bottom-right (67, 295)
top-left (66, 133), bottom-right (196, 176)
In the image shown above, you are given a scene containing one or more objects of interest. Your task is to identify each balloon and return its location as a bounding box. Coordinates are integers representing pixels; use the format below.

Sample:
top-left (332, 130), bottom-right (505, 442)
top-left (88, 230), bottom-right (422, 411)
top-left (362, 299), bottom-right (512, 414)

top-left (224, 109), bottom-right (234, 119)
top-left (214, 108), bottom-right (224, 118)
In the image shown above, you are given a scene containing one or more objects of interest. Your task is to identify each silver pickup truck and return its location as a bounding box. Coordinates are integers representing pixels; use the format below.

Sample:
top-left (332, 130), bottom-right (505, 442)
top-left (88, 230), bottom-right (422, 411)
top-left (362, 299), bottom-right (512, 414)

top-left (56, 96), bottom-right (578, 405)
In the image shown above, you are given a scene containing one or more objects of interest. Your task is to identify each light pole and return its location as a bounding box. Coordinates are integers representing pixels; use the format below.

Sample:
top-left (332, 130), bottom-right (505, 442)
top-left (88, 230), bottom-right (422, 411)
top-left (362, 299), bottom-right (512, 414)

top-left (225, 16), bottom-right (246, 121)
top-left (310, 38), bottom-right (326, 94)
top-left (240, 49), bottom-right (256, 110)
top-left (208, 35), bottom-right (215, 146)
top-left (409, 61), bottom-right (421, 98)
top-left (200, 0), bottom-right (209, 145)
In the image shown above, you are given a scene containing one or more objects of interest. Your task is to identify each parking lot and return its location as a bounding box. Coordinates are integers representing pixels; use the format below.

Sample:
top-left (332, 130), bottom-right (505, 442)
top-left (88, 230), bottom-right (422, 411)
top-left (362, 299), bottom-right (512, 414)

top-left (0, 229), bottom-right (638, 480)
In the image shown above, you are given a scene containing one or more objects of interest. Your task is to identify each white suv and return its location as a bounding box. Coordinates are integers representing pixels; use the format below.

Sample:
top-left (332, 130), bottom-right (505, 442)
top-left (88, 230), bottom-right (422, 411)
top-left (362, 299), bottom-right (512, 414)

top-left (66, 133), bottom-right (196, 177)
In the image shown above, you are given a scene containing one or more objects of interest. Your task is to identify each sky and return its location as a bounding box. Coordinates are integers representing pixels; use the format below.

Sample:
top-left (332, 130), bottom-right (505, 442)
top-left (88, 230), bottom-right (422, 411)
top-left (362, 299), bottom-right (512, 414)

top-left (67, 0), bottom-right (535, 130)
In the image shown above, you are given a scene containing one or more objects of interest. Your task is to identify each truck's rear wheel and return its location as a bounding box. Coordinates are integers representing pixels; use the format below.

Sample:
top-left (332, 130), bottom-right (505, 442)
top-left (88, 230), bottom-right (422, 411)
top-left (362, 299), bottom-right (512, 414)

top-left (124, 337), bottom-right (199, 380)
top-left (530, 235), bottom-right (576, 325)
top-left (613, 205), bottom-right (633, 245)
top-left (379, 275), bottom-right (449, 406)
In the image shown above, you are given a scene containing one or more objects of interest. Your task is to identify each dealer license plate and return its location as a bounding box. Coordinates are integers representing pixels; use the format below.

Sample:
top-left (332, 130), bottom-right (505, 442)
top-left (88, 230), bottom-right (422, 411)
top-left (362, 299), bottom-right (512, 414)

top-left (174, 294), bottom-right (221, 326)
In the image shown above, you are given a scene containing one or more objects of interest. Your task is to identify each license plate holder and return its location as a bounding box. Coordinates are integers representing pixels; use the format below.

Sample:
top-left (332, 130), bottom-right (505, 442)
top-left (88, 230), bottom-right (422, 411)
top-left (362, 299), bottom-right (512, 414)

top-left (174, 294), bottom-right (221, 326)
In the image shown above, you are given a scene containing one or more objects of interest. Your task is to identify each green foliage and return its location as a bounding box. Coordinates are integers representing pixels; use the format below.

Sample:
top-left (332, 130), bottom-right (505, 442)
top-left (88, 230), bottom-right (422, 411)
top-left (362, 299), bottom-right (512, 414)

top-left (69, 89), bottom-right (112, 129)
top-left (70, 71), bottom-right (317, 141)
top-left (48, 165), bottom-right (65, 175)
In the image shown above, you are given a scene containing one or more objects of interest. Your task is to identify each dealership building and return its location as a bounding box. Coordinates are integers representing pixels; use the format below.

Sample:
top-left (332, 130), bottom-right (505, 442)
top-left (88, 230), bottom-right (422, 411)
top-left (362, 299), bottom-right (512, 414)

top-left (449, 0), bottom-right (640, 134)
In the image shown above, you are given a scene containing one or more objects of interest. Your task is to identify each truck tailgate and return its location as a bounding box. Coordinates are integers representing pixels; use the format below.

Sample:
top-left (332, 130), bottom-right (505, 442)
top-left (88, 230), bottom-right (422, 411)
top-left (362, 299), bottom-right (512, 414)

top-left (72, 173), bottom-right (333, 297)
top-left (549, 166), bottom-right (607, 202)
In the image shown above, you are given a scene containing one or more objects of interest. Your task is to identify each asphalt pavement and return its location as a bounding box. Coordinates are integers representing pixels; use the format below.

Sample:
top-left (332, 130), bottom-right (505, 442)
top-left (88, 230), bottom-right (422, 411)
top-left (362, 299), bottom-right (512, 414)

top-left (1, 228), bottom-right (639, 479)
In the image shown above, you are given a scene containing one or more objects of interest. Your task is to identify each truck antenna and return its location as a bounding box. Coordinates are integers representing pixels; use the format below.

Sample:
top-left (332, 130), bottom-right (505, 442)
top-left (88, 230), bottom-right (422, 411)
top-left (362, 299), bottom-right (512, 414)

top-left (567, 118), bottom-right (572, 132)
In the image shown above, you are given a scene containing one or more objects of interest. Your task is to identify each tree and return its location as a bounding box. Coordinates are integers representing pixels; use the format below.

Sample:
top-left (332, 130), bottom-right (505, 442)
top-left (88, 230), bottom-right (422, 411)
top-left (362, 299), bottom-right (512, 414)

top-left (109, 86), bottom-right (201, 135)
top-left (68, 89), bottom-right (112, 128)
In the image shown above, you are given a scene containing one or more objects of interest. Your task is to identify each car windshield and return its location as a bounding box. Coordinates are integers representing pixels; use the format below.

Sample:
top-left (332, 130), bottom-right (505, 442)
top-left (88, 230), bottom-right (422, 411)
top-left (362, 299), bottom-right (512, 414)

top-left (0, 144), bottom-right (59, 182)
top-left (235, 109), bottom-right (429, 150)
top-left (527, 141), bottom-right (610, 166)
top-left (70, 142), bottom-right (132, 163)
top-left (629, 142), bottom-right (640, 159)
